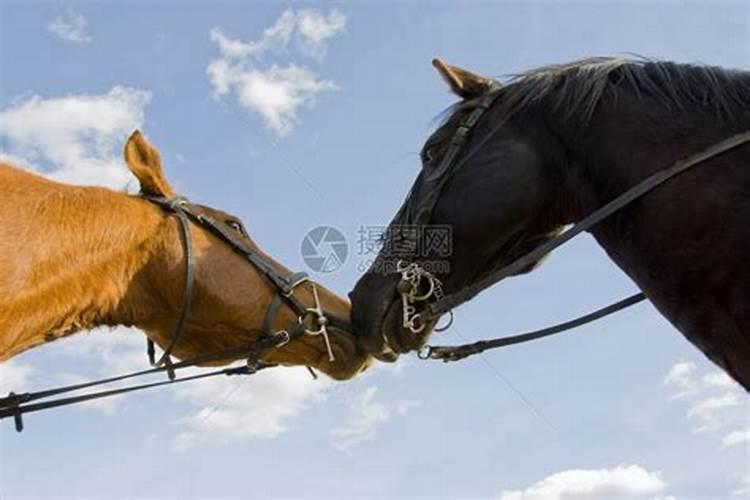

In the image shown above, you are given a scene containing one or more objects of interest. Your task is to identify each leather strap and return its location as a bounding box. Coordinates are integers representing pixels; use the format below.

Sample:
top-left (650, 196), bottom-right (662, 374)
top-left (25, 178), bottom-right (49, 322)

top-left (153, 204), bottom-right (195, 379)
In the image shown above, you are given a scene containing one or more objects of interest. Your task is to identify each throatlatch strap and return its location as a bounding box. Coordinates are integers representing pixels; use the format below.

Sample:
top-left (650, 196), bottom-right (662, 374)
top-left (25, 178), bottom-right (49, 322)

top-left (263, 294), bottom-right (285, 335)
top-left (146, 338), bottom-right (156, 365)
top-left (154, 205), bottom-right (195, 379)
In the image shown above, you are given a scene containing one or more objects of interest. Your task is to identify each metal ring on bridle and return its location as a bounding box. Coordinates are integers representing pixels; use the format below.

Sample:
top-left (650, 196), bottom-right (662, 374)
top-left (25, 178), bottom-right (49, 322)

top-left (407, 313), bottom-right (426, 334)
top-left (410, 275), bottom-right (436, 302)
top-left (434, 310), bottom-right (454, 332)
top-left (298, 283), bottom-right (335, 362)
top-left (299, 308), bottom-right (328, 336)
top-left (417, 345), bottom-right (433, 360)
top-left (397, 260), bottom-right (446, 336)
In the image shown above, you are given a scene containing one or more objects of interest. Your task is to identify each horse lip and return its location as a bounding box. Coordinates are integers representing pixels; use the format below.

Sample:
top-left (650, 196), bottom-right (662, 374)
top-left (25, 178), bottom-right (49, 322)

top-left (366, 295), bottom-right (401, 362)
top-left (350, 275), bottom-right (402, 361)
top-left (322, 325), bottom-right (373, 379)
top-left (380, 298), bottom-right (407, 353)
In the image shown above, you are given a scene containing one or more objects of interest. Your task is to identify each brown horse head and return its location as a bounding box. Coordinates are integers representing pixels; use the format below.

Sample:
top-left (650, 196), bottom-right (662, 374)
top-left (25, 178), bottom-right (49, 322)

top-left (0, 131), bottom-right (371, 380)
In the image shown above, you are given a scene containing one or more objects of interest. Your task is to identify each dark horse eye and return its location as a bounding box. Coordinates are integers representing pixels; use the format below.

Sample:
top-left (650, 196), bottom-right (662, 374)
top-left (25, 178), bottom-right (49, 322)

top-left (424, 147), bottom-right (436, 164)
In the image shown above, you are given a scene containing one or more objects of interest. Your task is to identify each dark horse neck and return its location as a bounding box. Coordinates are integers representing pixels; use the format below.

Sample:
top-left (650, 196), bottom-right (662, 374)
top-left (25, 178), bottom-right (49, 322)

top-left (552, 87), bottom-right (750, 389)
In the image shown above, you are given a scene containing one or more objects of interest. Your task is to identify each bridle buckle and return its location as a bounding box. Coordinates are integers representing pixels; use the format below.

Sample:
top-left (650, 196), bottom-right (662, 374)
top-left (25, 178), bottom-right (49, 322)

top-left (272, 330), bottom-right (291, 348)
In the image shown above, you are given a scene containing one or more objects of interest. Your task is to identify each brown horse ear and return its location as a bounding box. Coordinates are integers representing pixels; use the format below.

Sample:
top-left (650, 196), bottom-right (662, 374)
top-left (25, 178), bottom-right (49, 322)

top-left (123, 130), bottom-right (176, 198)
top-left (432, 58), bottom-right (499, 99)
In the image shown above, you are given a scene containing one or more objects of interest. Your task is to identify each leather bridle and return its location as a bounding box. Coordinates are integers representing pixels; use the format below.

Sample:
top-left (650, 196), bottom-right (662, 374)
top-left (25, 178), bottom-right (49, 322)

top-left (391, 88), bottom-right (750, 362)
top-left (143, 195), bottom-right (339, 378)
top-left (0, 194), bottom-right (345, 431)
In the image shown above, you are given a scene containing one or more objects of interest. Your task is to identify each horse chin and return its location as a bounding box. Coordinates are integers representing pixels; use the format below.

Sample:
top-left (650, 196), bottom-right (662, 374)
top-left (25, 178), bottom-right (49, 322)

top-left (269, 326), bottom-right (373, 381)
top-left (320, 327), bottom-right (372, 380)
top-left (323, 327), bottom-right (374, 380)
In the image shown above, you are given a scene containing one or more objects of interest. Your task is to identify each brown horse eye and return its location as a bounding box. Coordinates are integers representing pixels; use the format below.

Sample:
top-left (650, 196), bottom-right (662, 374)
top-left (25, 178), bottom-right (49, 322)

top-left (227, 220), bottom-right (244, 234)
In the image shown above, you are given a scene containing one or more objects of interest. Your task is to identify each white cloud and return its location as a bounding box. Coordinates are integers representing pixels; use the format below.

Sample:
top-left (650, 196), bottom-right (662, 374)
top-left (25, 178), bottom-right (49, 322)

top-left (663, 361), bottom-right (696, 398)
top-left (207, 9), bottom-right (345, 136)
top-left (702, 371), bottom-right (736, 390)
top-left (0, 328), bottom-right (147, 417)
top-left (55, 327), bottom-right (146, 374)
top-left (48, 10), bottom-right (92, 44)
top-left (330, 386), bottom-right (419, 454)
top-left (0, 86), bottom-right (151, 188)
top-left (297, 9), bottom-right (347, 58)
top-left (497, 464), bottom-right (667, 500)
top-left (0, 360), bottom-right (34, 391)
top-left (208, 62), bottom-right (336, 135)
top-left (173, 366), bottom-right (331, 450)
top-left (687, 392), bottom-right (741, 421)
top-left (32, 328), bottom-right (147, 415)
top-left (664, 361), bottom-right (747, 441)
top-left (723, 429), bottom-right (750, 448)
top-left (733, 475), bottom-right (750, 498)
top-left (171, 347), bottom-right (416, 451)
top-left (209, 12), bottom-right (297, 59)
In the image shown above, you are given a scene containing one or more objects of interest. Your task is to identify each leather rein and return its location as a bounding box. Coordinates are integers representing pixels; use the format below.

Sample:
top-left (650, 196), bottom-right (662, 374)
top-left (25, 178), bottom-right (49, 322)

top-left (0, 195), bottom-right (342, 432)
top-left (393, 89), bottom-right (750, 363)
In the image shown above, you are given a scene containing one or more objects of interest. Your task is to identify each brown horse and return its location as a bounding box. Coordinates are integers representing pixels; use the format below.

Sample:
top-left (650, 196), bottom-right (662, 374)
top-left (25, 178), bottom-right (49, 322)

top-left (0, 131), bottom-right (370, 380)
top-left (350, 58), bottom-right (750, 389)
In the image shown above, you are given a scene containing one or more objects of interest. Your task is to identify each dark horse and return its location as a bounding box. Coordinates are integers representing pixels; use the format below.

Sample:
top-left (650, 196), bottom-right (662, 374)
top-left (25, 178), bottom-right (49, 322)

top-left (350, 57), bottom-right (750, 390)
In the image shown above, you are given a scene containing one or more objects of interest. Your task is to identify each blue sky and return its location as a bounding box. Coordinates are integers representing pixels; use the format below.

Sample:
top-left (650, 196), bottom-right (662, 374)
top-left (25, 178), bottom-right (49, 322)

top-left (0, 1), bottom-right (748, 498)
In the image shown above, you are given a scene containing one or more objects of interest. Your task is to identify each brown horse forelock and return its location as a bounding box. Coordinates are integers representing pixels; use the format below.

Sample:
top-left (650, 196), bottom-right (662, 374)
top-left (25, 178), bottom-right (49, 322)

top-left (0, 162), bottom-right (369, 380)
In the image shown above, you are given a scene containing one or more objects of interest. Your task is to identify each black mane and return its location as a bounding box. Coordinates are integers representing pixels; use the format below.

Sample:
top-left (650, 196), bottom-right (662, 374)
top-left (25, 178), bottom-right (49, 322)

top-left (495, 57), bottom-right (750, 123)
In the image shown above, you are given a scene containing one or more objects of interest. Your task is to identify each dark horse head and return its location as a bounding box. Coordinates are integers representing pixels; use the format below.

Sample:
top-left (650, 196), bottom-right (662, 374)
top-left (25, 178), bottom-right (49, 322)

top-left (350, 57), bottom-right (750, 390)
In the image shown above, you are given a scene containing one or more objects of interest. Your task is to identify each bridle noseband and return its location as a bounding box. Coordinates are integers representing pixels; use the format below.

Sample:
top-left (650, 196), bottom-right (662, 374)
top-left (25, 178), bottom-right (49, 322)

top-left (144, 194), bottom-right (338, 378)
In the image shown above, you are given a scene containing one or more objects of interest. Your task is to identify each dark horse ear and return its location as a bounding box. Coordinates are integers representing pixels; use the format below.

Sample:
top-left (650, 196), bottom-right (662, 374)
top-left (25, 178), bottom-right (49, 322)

top-left (123, 130), bottom-right (176, 198)
top-left (432, 58), bottom-right (499, 99)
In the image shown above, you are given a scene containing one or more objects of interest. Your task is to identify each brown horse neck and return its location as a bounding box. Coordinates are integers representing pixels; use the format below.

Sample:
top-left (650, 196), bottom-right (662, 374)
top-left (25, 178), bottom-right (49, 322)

top-left (0, 164), bottom-right (171, 360)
